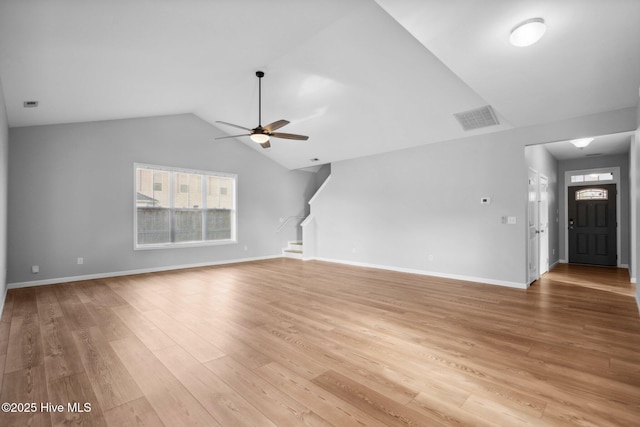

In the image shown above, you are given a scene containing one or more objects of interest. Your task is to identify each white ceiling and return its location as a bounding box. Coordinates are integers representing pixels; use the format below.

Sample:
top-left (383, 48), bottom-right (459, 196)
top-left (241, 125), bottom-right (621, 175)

top-left (543, 131), bottom-right (633, 161)
top-left (0, 0), bottom-right (638, 170)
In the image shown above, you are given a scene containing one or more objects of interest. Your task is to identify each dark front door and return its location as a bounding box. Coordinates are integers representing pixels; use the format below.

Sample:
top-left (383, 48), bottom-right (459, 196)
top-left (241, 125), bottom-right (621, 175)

top-left (568, 184), bottom-right (616, 266)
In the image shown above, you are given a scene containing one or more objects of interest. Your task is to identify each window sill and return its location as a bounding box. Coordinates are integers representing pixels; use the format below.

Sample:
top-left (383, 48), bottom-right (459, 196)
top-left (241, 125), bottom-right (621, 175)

top-left (134, 239), bottom-right (237, 251)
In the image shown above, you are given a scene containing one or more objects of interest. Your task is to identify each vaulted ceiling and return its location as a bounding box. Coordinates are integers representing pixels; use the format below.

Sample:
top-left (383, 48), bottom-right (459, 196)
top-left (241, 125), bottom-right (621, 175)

top-left (0, 0), bottom-right (638, 169)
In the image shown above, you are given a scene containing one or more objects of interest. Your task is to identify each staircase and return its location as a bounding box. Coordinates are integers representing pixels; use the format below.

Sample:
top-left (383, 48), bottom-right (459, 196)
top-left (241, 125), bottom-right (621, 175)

top-left (282, 241), bottom-right (303, 259)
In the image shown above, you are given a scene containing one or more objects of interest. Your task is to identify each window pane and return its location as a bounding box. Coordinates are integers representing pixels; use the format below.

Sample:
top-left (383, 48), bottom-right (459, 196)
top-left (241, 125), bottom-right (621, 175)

top-left (137, 168), bottom-right (169, 207)
top-left (576, 188), bottom-right (608, 200)
top-left (207, 176), bottom-right (234, 209)
top-left (598, 173), bottom-right (613, 181)
top-left (206, 209), bottom-right (231, 240)
top-left (137, 207), bottom-right (171, 244)
top-left (571, 175), bottom-right (584, 183)
top-left (174, 210), bottom-right (203, 242)
top-left (174, 173), bottom-right (203, 208)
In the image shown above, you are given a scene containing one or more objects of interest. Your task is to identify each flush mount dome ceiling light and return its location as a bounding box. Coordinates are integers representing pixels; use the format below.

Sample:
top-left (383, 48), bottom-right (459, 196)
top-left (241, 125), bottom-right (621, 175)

top-left (509, 17), bottom-right (546, 47)
top-left (570, 137), bottom-right (594, 148)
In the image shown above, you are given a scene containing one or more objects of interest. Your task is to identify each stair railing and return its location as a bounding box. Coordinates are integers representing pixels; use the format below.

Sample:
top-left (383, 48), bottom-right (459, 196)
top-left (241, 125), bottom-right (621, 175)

top-left (276, 216), bottom-right (305, 233)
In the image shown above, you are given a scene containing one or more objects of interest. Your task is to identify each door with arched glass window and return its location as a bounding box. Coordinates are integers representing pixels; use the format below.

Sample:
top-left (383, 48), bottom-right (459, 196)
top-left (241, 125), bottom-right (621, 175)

top-left (568, 184), bottom-right (617, 266)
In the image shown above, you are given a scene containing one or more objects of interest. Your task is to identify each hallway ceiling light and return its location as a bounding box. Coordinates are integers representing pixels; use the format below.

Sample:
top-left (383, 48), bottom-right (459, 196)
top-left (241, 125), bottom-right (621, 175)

top-left (509, 18), bottom-right (546, 47)
top-left (570, 137), bottom-right (594, 148)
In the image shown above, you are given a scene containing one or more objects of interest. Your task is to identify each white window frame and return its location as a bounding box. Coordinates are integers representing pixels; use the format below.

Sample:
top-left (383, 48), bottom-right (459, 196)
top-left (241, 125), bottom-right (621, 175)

top-left (134, 163), bottom-right (237, 250)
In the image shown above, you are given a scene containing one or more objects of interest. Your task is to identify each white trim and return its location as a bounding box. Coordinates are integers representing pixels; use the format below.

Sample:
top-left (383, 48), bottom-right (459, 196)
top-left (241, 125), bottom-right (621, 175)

top-left (311, 257), bottom-right (528, 289)
top-left (308, 175), bottom-right (331, 205)
top-left (300, 215), bottom-right (313, 227)
top-left (7, 254), bottom-right (282, 289)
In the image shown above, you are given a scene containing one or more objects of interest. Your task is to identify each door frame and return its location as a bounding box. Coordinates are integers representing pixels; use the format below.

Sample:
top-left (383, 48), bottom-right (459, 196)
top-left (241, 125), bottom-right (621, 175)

top-left (527, 168), bottom-right (549, 284)
top-left (527, 168), bottom-right (539, 284)
top-left (564, 167), bottom-right (621, 267)
top-left (539, 174), bottom-right (549, 275)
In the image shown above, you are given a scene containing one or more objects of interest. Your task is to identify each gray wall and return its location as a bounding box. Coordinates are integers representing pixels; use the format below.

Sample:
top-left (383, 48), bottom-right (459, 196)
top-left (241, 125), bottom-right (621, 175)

top-left (312, 135), bottom-right (528, 286)
top-left (558, 154), bottom-right (630, 266)
top-left (0, 78), bottom-right (8, 311)
top-left (309, 108), bottom-right (637, 288)
top-left (8, 114), bottom-right (318, 285)
top-left (525, 144), bottom-right (560, 267)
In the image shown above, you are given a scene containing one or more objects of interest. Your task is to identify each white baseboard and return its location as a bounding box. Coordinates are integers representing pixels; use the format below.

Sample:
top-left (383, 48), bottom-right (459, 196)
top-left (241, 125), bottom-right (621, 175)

top-left (311, 257), bottom-right (528, 289)
top-left (7, 254), bottom-right (283, 289)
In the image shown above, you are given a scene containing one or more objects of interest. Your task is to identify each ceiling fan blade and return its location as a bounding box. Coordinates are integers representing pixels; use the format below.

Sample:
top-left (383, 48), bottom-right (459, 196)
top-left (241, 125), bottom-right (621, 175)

top-left (260, 140), bottom-right (271, 149)
top-left (271, 132), bottom-right (309, 141)
top-left (215, 134), bottom-right (251, 140)
top-left (216, 121), bottom-right (252, 131)
top-left (263, 119), bottom-right (290, 132)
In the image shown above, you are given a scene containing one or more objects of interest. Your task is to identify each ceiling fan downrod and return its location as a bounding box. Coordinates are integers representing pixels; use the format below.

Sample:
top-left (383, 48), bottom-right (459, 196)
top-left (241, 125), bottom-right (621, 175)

top-left (256, 70), bottom-right (264, 128)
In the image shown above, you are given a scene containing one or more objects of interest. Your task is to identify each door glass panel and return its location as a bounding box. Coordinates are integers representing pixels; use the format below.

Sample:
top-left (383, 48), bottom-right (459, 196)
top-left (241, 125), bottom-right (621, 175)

top-left (576, 188), bottom-right (608, 200)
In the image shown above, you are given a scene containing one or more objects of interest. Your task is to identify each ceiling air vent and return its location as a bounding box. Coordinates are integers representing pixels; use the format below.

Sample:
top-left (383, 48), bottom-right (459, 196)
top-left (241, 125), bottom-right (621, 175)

top-left (454, 105), bottom-right (499, 131)
top-left (23, 101), bottom-right (39, 108)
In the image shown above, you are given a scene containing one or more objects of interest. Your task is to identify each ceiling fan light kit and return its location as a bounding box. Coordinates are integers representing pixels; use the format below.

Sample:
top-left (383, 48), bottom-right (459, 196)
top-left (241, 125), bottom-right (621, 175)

top-left (215, 71), bottom-right (309, 149)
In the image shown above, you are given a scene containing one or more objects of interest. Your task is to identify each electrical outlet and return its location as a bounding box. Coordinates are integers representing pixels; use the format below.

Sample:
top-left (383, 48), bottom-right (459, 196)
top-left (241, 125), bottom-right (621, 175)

top-left (77, 257), bottom-right (84, 265)
top-left (32, 265), bottom-right (39, 274)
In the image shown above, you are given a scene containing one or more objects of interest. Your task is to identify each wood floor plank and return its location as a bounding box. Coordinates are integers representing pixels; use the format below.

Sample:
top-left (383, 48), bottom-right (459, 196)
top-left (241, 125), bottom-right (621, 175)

top-left (311, 369), bottom-right (442, 426)
top-left (72, 326), bottom-right (143, 410)
top-left (103, 397), bottom-right (165, 427)
top-left (0, 365), bottom-right (51, 427)
top-left (0, 319), bottom-right (10, 357)
top-left (83, 301), bottom-right (134, 342)
top-left (40, 315), bottom-right (85, 382)
top-left (10, 287), bottom-right (39, 318)
top-left (35, 286), bottom-right (64, 321)
top-left (168, 311), bottom-right (272, 369)
top-left (110, 337), bottom-right (221, 427)
top-left (54, 285), bottom-right (97, 331)
top-left (4, 314), bottom-right (43, 373)
top-left (205, 355), bottom-right (332, 427)
top-left (154, 345), bottom-right (278, 427)
top-left (255, 361), bottom-right (384, 426)
top-left (109, 305), bottom-right (175, 351)
top-left (141, 309), bottom-right (224, 363)
top-left (46, 371), bottom-right (106, 427)
top-left (2, 260), bottom-right (639, 426)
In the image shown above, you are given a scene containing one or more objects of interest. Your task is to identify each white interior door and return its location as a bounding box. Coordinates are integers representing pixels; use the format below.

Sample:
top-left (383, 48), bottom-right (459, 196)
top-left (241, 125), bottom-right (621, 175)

top-left (539, 175), bottom-right (549, 275)
top-left (528, 169), bottom-right (539, 284)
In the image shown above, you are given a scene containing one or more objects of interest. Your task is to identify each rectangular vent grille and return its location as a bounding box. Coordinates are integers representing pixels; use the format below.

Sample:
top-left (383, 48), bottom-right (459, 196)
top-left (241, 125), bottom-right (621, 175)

top-left (23, 101), bottom-right (39, 108)
top-left (454, 105), bottom-right (499, 131)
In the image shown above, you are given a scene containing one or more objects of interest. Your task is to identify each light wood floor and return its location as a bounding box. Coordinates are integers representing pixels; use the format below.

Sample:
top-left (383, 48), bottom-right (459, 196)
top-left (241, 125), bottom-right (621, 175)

top-left (0, 259), bottom-right (639, 426)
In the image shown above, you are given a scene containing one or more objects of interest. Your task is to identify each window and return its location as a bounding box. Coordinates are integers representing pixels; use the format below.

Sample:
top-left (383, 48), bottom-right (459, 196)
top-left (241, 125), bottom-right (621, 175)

top-left (135, 164), bottom-right (236, 249)
top-left (576, 188), bottom-right (608, 200)
top-left (570, 172), bottom-right (613, 183)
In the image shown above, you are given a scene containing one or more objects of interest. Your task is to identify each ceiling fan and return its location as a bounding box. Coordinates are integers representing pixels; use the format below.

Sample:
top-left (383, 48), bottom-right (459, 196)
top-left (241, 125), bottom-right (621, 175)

top-left (215, 71), bottom-right (309, 149)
